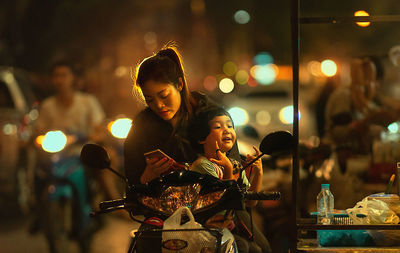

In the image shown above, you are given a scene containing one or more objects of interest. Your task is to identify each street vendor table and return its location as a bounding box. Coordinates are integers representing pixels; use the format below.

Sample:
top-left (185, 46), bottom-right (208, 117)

top-left (297, 223), bottom-right (400, 252)
top-left (289, 1), bottom-right (400, 251)
top-left (298, 244), bottom-right (400, 253)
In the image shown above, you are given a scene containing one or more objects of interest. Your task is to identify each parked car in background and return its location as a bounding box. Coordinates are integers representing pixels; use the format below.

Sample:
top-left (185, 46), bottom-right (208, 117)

top-left (0, 67), bottom-right (38, 212)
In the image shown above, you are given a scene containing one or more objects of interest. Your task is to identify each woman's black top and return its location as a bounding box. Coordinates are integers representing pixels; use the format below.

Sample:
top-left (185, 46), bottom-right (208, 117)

top-left (124, 92), bottom-right (240, 185)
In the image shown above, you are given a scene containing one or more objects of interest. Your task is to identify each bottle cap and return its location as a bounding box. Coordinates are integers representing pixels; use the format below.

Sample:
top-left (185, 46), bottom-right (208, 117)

top-left (321, 184), bottom-right (330, 189)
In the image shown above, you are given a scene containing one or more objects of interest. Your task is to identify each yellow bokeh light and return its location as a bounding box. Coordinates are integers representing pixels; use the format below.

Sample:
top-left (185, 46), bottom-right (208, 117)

top-left (35, 135), bottom-right (45, 146)
top-left (250, 65), bottom-right (257, 78)
top-left (223, 61), bottom-right (237, 76)
top-left (235, 70), bottom-right (249, 85)
top-left (307, 61), bottom-right (322, 77)
top-left (321, 59), bottom-right (337, 77)
top-left (354, 10), bottom-right (370, 27)
top-left (256, 110), bottom-right (271, 126)
top-left (219, 78), bottom-right (235, 93)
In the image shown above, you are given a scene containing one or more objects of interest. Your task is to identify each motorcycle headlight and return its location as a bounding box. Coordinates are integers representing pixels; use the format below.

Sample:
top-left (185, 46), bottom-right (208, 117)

top-left (139, 184), bottom-right (226, 216)
top-left (40, 130), bottom-right (67, 153)
top-left (193, 190), bottom-right (226, 211)
top-left (108, 118), bottom-right (132, 139)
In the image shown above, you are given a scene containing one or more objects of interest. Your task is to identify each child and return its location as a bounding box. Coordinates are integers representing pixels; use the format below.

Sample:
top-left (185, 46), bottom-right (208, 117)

top-left (188, 106), bottom-right (271, 253)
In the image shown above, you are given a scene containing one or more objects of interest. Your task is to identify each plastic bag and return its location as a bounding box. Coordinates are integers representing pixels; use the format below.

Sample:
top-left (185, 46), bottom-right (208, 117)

top-left (162, 207), bottom-right (215, 253)
top-left (346, 197), bottom-right (399, 225)
top-left (346, 197), bottom-right (400, 246)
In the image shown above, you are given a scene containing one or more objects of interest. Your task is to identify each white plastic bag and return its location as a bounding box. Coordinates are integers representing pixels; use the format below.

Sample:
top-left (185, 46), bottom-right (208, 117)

top-left (162, 207), bottom-right (215, 253)
top-left (346, 196), bottom-right (399, 225)
top-left (346, 196), bottom-right (400, 246)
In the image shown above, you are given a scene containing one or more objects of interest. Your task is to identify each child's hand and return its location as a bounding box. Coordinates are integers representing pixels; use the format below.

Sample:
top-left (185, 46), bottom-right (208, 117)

top-left (209, 141), bottom-right (234, 179)
top-left (246, 146), bottom-right (263, 176)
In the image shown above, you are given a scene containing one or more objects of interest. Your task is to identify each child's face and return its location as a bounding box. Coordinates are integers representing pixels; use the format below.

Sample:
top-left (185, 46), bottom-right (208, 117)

top-left (200, 115), bottom-right (236, 153)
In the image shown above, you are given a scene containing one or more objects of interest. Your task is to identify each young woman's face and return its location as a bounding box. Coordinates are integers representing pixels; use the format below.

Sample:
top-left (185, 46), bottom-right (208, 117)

top-left (201, 115), bottom-right (236, 153)
top-left (141, 80), bottom-right (182, 123)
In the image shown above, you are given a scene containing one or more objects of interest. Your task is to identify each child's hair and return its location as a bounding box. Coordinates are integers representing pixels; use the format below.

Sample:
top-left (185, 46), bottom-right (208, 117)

top-left (189, 105), bottom-right (234, 154)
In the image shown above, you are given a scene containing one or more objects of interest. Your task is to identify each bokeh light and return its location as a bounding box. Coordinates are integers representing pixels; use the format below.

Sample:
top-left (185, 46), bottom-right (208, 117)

top-left (253, 64), bottom-right (276, 85)
top-left (203, 76), bottom-right (218, 91)
top-left (320, 59), bottom-right (337, 77)
top-left (388, 122), bottom-right (399, 133)
top-left (223, 61), bottom-right (237, 76)
top-left (3, 123), bottom-right (17, 135)
top-left (307, 61), bottom-right (322, 77)
top-left (235, 70), bottom-right (249, 85)
top-left (144, 31), bottom-right (158, 51)
top-left (29, 109), bottom-right (39, 121)
top-left (109, 118), bottom-right (132, 139)
top-left (254, 52), bottom-right (273, 65)
top-left (42, 130), bottom-right (67, 153)
top-left (354, 10), bottom-right (370, 27)
top-left (219, 78), bottom-right (235, 93)
top-left (228, 107), bottom-right (249, 126)
top-left (247, 76), bottom-right (258, 87)
top-left (115, 66), bottom-right (129, 77)
top-left (279, 106), bottom-right (301, 125)
top-left (234, 10), bottom-right (251, 24)
top-left (256, 110), bottom-right (271, 126)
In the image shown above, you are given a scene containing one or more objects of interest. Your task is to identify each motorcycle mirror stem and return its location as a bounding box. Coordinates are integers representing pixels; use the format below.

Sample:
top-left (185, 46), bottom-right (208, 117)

top-left (80, 143), bottom-right (129, 184)
top-left (238, 131), bottom-right (293, 186)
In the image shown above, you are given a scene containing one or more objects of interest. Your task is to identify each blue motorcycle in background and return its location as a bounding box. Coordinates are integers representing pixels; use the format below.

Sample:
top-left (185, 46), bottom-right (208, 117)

top-left (34, 130), bottom-right (94, 253)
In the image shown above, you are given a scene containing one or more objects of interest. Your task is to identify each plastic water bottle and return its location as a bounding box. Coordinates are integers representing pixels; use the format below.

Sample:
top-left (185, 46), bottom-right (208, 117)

top-left (317, 184), bottom-right (334, 225)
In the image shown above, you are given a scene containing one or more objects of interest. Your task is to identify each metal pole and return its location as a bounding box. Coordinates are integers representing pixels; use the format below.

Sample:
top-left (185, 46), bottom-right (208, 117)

top-left (290, 0), bottom-right (300, 252)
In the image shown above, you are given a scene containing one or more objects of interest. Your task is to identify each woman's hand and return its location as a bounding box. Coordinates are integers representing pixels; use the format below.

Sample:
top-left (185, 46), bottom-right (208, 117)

top-left (209, 141), bottom-right (234, 179)
top-left (140, 157), bottom-right (175, 184)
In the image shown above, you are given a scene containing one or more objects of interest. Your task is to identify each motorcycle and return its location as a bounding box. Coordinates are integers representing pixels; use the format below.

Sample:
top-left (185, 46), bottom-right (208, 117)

top-left (34, 130), bottom-right (94, 253)
top-left (80, 131), bottom-right (293, 253)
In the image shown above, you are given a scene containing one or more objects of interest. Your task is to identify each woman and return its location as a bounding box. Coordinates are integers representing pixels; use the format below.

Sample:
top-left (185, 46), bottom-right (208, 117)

top-left (125, 43), bottom-right (269, 253)
top-left (124, 43), bottom-right (240, 185)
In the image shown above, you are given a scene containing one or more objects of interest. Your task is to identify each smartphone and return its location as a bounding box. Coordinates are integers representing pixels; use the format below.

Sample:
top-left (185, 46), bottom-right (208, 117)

top-left (144, 149), bottom-right (171, 161)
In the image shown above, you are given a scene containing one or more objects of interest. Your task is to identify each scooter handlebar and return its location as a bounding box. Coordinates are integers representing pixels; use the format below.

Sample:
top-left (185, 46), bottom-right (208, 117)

top-left (99, 198), bottom-right (126, 210)
top-left (245, 191), bottom-right (281, 201)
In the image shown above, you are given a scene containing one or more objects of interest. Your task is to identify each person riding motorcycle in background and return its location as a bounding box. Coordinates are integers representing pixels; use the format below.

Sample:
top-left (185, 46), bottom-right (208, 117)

top-left (35, 61), bottom-right (105, 140)
top-left (32, 61), bottom-right (105, 252)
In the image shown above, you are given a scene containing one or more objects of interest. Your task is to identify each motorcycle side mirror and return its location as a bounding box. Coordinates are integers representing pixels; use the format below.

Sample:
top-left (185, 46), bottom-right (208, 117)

top-left (259, 130), bottom-right (293, 156)
top-left (80, 143), bottom-right (128, 184)
top-left (241, 131), bottom-right (293, 172)
top-left (80, 143), bottom-right (111, 169)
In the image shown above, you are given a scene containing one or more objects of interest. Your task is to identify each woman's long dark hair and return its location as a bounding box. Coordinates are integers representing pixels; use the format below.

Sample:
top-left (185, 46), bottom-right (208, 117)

top-left (133, 42), bottom-right (196, 126)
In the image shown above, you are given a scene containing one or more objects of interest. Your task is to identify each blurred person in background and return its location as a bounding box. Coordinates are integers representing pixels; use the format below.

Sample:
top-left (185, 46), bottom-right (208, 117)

top-left (324, 56), bottom-right (399, 208)
top-left (35, 61), bottom-right (105, 138)
top-left (32, 61), bottom-right (106, 252)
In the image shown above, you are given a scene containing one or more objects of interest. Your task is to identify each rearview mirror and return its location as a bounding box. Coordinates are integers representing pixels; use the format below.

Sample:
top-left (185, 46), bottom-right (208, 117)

top-left (80, 143), bottom-right (111, 170)
top-left (259, 131), bottom-right (293, 156)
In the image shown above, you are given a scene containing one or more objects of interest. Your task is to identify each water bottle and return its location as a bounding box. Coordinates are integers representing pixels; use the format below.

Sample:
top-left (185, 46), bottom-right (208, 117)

top-left (317, 184), bottom-right (334, 225)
